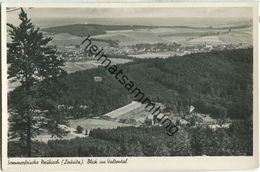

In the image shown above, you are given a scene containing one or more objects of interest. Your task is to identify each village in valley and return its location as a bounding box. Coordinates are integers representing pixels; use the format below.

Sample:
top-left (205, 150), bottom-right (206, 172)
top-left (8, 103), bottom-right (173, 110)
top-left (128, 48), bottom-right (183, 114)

top-left (8, 22), bottom-right (251, 142)
top-left (7, 6), bottom-right (254, 157)
top-left (54, 27), bottom-right (250, 62)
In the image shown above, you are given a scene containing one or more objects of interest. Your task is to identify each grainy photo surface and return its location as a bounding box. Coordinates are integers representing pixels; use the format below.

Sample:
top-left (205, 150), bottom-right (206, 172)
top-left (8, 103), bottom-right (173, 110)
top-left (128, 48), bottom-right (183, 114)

top-left (1, 2), bottom-right (259, 171)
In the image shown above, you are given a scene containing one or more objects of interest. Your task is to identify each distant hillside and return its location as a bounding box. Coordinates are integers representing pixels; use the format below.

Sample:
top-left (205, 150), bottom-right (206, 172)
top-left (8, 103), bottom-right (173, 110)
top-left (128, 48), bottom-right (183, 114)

top-left (58, 48), bottom-right (253, 120)
top-left (42, 24), bottom-right (154, 37)
top-left (42, 24), bottom-right (252, 37)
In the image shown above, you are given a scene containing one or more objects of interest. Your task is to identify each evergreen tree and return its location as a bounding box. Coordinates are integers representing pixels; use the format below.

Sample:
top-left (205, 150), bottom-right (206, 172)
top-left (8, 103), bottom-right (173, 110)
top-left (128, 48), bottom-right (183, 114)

top-left (8, 8), bottom-right (67, 157)
top-left (154, 143), bottom-right (171, 156)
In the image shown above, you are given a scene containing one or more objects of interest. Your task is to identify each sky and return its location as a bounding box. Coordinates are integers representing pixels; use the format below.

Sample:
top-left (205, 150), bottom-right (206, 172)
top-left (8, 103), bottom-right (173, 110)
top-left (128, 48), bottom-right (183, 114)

top-left (7, 7), bottom-right (253, 19)
top-left (6, 7), bottom-right (253, 28)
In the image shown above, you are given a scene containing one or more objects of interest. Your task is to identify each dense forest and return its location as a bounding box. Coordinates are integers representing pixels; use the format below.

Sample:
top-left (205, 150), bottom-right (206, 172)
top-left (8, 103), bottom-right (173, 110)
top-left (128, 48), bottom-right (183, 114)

top-left (9, 119), bottom-right (252, 157)
top-left (8, 48), bottom-right (253, 157)
top-left (57, 48), bottom-right (253, 120)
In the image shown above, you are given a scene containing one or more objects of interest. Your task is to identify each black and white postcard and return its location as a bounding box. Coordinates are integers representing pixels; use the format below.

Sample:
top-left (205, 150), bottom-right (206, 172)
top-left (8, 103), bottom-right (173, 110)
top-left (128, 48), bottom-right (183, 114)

top-left (1, 2), bottom-right (259, 170)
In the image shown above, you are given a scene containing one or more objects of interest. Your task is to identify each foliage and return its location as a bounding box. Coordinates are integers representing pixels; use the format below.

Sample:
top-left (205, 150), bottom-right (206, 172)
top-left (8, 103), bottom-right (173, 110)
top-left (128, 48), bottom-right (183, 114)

top-left (188, 119), bottom-right (252, 156)
top-left (58, 48), bottom-right (253, 120)
top-left (8, 120), bottom-right (252, 157)
top-left (76, 126), bottom-right (83, 133)
top-left (8, 8), bottom-right (67, 156)
top-left (144, 118), bottom-right (153, 125)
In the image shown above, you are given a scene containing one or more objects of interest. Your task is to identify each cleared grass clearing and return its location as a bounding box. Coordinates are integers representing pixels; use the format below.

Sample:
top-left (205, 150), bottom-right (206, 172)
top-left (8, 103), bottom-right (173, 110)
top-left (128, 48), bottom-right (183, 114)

top-left (130, 52), bottom-right (176, 59)
top-left (94, 29), bottom-right (169, 46)
top-left (219, 33), bottom-right (252, 45)
top-left (155, 29), bottom-right (211, 37)
top-left (48, 33), bottom-right (112, 50)
top-left (33, 117), bottom-right (134, 143)
top-left (63, 58), bottom-right (132, 74)
top-left (188, 35), bottom-right (225, 45)
top-left (62, 61), bottom-right (98, 73)
top-left (48, 33), bottom-right (83, 46)
top-left (150, 28), bottom-right (179, 34)
top-left (69, 118), bottom-right (132, 131)
top-left (33, 127), bottom-right (86, 143)
top-left (161, 36), bottom-right (194, 43)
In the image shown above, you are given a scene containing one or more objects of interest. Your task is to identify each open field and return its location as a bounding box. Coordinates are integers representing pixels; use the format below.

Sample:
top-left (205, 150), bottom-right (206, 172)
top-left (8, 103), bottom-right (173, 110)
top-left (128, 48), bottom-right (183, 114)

top-left (46, 33), bottom-right (112, 51)
top-left (46, 33), bottom-right (83, 47)
top-left (130, 52), bottom-right (177, 59)
top-left (46, 22), bottom-right (253, 48)
top-left (32, 101), bottom-right (150, 143)
top-left (63, 58), bottom-right (132, 73)
top-left (33, 118), bottom-right (133, 143)
top-left (68, 118), bottom-right (133, 131)
top-left (33, 126), bottom-right (86, 143)
top-left (32, 101), bottom-right (149, 143)
top-left (219, 32), bottom-right (253, 45)
top-left (103, 101), bottom-right (151, 122)
top-left (188, 35), bottom-right (224, 45)
top-left (94, 29), bottom-right (170, 46)
top-left (94, 27), bottom-right (252, 46)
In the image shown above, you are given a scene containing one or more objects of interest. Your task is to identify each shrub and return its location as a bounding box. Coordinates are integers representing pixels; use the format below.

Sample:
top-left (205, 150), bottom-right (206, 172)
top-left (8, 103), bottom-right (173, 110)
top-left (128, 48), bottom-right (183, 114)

top-left (76, 125), bottom-right (83, 133)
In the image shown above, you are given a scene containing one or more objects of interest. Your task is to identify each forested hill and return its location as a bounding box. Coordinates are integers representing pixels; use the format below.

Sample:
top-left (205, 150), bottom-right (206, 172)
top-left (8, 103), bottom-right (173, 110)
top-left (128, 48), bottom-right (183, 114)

top-left (42, 24), bottom-right (157, 36)
top-left (59, 48), bottom-right (253, 119)
top-left (42, 24), bottom-right (252, 37)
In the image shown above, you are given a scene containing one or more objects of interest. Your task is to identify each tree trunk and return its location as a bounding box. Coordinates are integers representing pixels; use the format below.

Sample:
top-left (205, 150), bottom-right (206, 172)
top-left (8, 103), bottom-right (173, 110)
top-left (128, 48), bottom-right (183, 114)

top-left (26, 116), bottom-right (32, 157)
top-left (25, 74), bottom-right (32, 157)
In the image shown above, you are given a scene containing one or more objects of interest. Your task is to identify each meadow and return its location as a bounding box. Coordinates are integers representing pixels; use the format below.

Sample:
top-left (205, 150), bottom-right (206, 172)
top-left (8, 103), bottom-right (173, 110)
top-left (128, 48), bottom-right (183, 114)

top-left (44, 22), bottom-right (253, 49)
top-left (63, 58), bottom-right (132, 74)
top-left (93, 26), bottom-right (252, 46)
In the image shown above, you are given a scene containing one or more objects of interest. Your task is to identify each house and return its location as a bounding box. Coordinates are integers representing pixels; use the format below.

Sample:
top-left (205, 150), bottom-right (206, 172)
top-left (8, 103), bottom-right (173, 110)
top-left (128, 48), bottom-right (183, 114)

top-left (94, 76), bottom-right (102, 82)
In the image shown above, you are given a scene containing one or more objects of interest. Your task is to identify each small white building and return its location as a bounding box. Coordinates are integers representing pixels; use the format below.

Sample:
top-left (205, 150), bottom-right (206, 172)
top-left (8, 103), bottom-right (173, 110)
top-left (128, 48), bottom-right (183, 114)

top-left (94, 76), bottom-right (102, 82)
